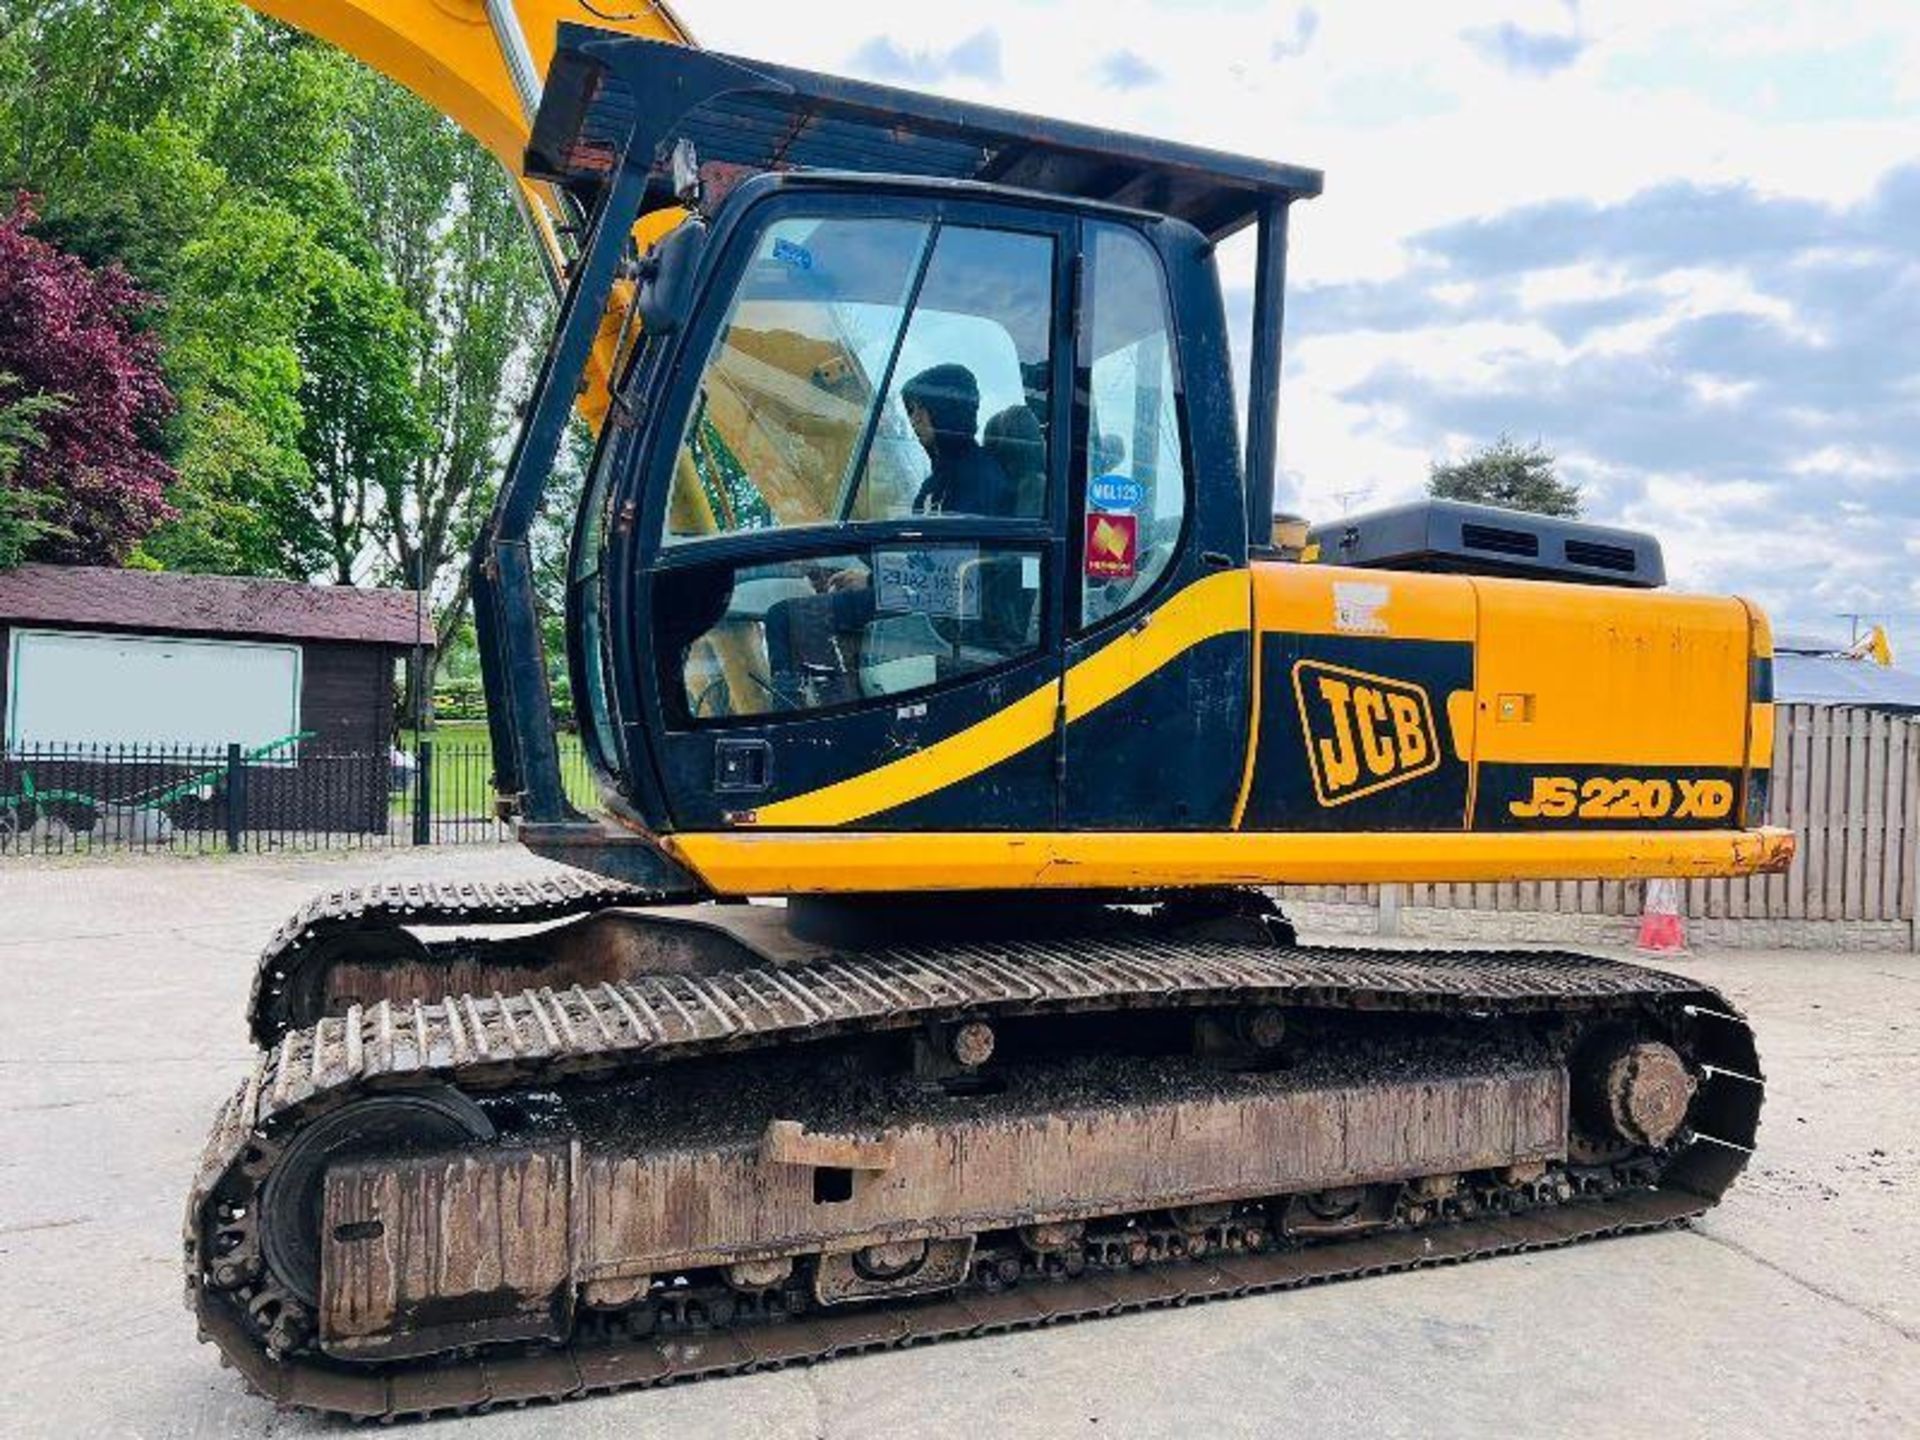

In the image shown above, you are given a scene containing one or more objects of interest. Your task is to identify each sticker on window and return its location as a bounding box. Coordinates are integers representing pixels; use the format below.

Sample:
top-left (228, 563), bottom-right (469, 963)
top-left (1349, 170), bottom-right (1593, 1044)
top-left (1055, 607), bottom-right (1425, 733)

top-left (1084, 513), bottom-right (1138, 579)
top-left (1088, 474), bottom-right (1146, 512)
top-left (874, 547), bottom-right (981, 619)
top-left (772, 236), bottom-right (814, 270)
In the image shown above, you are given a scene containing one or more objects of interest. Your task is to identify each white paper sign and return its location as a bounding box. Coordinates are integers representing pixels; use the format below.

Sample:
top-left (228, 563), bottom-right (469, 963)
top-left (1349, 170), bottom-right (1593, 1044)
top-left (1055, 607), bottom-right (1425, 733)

top-left (874, 547), bottom-right (981, 620)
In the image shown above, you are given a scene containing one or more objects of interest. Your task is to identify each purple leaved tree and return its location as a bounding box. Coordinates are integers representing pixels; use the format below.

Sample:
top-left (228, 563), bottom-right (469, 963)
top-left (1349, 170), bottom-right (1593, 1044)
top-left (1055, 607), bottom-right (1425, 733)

top-left (0, 194), bottom-right (177, 565)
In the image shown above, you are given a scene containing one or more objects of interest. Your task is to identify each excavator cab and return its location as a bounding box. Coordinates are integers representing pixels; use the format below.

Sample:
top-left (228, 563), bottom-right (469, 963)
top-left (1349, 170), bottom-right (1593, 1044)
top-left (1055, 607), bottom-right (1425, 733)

top-left (605, 176), bottom-right (1256, 835)
top-left (473, 31), bottom-right (1319, 889)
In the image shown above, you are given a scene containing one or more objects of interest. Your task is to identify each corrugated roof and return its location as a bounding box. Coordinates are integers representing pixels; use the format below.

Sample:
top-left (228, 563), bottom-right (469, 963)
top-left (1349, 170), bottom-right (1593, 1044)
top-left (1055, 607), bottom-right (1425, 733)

top-left (529, 30), bottom-right (1323, 242)
top-left (1773, 631), bottom-right (1848, 655)
top-left (0, 565), bottom-right (435, 648)
top-left (1775, 653), bottom-right (1920, 710)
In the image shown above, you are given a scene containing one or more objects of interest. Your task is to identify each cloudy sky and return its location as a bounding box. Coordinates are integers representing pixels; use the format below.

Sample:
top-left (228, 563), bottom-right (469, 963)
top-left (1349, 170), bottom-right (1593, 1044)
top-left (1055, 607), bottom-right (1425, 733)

top-left (698, 1), bottom-right (1919, 647)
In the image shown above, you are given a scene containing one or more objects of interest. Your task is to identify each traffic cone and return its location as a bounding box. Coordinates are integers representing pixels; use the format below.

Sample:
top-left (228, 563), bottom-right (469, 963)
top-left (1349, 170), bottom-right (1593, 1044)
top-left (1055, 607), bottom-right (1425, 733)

top-left (1635, 877), bottom-right (1688, 954)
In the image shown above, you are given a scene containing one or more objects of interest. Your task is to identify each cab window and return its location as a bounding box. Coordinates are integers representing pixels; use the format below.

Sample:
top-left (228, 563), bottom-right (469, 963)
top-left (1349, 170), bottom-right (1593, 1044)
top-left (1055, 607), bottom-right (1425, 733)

top-left (672, 546), bottom-right (1045, 721)
top-left (1079, 223), bottom-right (1188, 628)
top-left (849, 225), bottom-right (1053, 522)
top-left (663, 214), bottom-right (1054, 545)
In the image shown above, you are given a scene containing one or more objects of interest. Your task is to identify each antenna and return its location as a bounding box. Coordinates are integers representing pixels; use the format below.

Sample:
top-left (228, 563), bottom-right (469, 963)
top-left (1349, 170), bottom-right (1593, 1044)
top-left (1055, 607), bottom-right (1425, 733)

top-left (1833, 611), bottom-right (1884, 647)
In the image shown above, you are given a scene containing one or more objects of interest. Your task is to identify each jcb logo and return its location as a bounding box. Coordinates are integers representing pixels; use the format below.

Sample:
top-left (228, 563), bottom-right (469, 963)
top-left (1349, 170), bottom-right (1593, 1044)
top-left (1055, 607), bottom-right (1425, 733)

top-left (1292, 660), bottom-right (1441, 806)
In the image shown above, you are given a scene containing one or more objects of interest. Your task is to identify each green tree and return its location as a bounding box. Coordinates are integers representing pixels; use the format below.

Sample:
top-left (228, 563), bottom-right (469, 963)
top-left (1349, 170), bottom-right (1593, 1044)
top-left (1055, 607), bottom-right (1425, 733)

top-left (0, 0), bottom-right (434, 582)
top-left (0, 0), bottom-right (553, 717)
top-left (345, 78), bottom-right (552, 699)
top-left (298, 248), bottom-right (430, 584)
top-left (0, 373), bottom-right (65, 567)
top-left (1428, 434), bottom-right (1582, 518)
top-left (0, 0), bottom-right (239, 186)
top-left (135, 190), bottom-right (328, 575)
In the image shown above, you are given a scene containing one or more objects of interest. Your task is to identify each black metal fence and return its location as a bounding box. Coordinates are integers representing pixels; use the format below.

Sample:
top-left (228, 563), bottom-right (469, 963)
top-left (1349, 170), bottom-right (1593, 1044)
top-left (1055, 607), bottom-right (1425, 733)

top-left (0, 738), bottom-right (596, 855)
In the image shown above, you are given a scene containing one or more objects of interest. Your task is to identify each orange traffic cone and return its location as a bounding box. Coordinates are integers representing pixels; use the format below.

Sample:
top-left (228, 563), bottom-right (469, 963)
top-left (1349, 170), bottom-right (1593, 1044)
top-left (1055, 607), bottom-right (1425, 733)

top-left (1635, 878), bottom-right (1688, 954)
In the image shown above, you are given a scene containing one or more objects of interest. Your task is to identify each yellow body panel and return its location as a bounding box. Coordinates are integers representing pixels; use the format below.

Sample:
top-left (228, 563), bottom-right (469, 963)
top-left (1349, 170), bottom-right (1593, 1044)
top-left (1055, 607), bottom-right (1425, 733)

top-left (667, 827), bottom-right (1794, 895)
top-left (1741, 598), bottom-right (1776, 772)
top-left (1253, 563), bottom-right (1477, 644)
top-left (1471, 581), bottom-right (1751, 767)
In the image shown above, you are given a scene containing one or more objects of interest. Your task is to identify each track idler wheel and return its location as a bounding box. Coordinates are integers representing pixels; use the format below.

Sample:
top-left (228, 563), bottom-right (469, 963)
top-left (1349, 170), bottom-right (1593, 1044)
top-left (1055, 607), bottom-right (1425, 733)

top-left (257, 1085), bottom-right (496, 1309)
top-left (1580, 1037), bottom-right (1697, 1148)
top-left (276, 927), bottom-right (431, 1036)
top-left (1604, 1040), bottom-right (1697, 1146)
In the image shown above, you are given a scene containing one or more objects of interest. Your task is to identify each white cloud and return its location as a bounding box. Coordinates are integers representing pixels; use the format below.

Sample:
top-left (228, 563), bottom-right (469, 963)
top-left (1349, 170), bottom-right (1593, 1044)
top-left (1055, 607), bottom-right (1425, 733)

top-left (1687, 376), bottom-right (1756, 406)
top-left (1789, 445), bottom-right (1906, 480)
top-left (1517, 263), bottom-right (1628, 308)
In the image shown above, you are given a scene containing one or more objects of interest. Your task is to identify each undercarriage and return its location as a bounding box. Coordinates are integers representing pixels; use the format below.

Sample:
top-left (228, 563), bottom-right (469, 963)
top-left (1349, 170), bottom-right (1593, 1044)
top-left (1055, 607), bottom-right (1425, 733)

top-left (188, 883), bottom-right (1761, 1420)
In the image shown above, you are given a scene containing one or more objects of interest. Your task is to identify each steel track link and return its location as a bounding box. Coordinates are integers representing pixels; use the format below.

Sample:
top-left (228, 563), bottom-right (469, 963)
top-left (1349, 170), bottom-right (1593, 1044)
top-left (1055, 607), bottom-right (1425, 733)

top-left (190, 940), bottom-right (1764, 1420)
top-left (200, 1189), bottom-right (1708, 1421)
top-left (248, 874), bottom-right (658, 1046)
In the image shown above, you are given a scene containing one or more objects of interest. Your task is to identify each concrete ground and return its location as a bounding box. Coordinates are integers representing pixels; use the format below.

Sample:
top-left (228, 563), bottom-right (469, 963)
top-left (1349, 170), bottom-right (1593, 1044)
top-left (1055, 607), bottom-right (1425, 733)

top-left (1, 848), bottom-right (1916, 1440)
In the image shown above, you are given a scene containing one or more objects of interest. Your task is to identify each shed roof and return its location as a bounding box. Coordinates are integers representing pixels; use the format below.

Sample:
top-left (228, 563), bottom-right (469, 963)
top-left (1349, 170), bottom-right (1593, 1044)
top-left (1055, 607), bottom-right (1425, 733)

top-left (0, 565), bottom-right (435, 648)
top-left (1775, 652), bottom-right (1920, 711)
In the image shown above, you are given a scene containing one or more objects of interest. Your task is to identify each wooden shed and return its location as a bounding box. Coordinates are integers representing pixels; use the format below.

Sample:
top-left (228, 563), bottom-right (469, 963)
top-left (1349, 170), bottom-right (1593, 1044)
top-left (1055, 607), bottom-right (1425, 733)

top-left (0, 565), bottom-right (433, 834)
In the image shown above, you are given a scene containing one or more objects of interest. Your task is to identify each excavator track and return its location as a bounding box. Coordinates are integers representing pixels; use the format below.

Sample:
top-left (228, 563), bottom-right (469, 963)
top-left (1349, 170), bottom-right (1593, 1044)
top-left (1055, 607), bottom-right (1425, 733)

top-left (248, 875), bottom-right (659, 1047)
top-left (188, 937), bottom-right (1762, 1420)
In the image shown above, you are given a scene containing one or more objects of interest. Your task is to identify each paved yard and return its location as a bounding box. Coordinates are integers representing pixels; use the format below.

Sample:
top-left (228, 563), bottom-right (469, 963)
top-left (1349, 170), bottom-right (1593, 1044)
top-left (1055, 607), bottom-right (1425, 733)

top-left (1, 849), bottom-right (1916, 1439)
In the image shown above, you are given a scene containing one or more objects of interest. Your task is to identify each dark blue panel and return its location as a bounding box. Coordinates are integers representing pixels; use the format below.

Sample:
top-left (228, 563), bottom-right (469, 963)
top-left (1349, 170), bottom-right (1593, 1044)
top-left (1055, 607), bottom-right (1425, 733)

top-left (1061, 630), bottom-right (1249, 829)
top-left (1243, 633), bottom-right (1474, 831)
top-left (874, 736), bottom-right (1057, 830)
top-left (657, 649), bottom-right (1059, 831)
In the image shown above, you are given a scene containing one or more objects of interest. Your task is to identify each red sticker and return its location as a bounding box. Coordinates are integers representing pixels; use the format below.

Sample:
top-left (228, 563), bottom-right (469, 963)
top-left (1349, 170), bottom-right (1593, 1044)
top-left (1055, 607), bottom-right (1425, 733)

top-left (1084, 511), bottom-right (1138, 579)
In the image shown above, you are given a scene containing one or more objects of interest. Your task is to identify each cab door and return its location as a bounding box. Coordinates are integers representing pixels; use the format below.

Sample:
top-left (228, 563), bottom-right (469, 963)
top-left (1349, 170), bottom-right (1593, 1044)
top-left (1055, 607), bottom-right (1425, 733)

top-left (1057, 219), bottom-right (1253, 829)
top-left (628, 190), bottom-right (1076, 834)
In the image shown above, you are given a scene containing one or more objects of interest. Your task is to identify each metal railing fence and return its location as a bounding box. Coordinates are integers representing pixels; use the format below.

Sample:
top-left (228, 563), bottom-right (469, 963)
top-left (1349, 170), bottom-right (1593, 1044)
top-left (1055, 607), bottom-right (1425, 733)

top-left (0, 736), bottom-right (595, 855)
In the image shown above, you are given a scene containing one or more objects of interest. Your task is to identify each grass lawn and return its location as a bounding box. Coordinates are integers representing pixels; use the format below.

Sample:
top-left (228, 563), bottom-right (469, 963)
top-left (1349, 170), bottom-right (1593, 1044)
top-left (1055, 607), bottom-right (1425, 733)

top-left (394, 721), bottom-right (598, 818)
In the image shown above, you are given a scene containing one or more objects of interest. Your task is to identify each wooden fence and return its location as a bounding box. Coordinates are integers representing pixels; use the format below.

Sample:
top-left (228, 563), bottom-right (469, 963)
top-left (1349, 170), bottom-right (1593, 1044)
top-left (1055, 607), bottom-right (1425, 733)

top-left (1284, 705), bottom-right (1920, 929)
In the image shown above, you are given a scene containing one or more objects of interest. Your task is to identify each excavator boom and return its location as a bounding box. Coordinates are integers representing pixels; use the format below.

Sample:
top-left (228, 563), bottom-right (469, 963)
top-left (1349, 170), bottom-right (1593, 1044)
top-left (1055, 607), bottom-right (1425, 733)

top-left (242, 0), bottom-right (694, 422)
top-left (241, 0), bottom-right (689, 172)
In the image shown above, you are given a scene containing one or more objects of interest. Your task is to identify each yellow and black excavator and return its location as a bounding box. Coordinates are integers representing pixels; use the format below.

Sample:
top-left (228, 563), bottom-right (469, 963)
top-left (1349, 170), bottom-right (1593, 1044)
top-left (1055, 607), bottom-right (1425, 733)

top-left (187, 4), bottom-right (1790, 1418)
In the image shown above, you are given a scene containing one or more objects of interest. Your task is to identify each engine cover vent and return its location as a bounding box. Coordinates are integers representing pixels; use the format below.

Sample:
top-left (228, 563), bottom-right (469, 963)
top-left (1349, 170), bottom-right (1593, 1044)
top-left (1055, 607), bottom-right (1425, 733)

top-left (1308, 500), bottom-right (1664, 588)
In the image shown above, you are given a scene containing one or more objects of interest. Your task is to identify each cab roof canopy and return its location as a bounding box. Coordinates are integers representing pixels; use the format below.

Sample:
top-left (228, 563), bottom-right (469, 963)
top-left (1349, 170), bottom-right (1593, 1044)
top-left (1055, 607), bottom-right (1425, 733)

top-left (528, 28), bottom-right (1322, 243)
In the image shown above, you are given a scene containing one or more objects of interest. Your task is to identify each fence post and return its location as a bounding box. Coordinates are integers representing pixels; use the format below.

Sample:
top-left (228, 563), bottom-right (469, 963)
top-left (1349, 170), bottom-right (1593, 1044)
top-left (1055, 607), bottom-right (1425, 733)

top-left (225, 742), bottom-right (245, 853)
top-left (413, 740), bottom-right (433, 847)
top-left (1377, 883), bottom-right (1402, 937)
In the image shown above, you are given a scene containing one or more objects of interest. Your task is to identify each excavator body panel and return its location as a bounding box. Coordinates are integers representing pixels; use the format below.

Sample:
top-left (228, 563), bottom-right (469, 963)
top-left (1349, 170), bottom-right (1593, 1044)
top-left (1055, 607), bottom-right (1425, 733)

top-left (547, 147), bottom-right (1782, 894)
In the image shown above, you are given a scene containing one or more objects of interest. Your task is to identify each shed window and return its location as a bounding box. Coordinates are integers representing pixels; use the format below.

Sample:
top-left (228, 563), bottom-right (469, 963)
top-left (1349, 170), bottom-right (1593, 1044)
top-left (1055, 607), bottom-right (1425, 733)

top-left (6, 629), bottom-right (303, 757)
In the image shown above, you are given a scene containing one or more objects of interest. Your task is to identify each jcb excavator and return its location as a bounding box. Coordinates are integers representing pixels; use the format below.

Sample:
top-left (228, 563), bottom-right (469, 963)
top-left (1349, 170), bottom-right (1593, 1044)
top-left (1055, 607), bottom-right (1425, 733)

top-left (188, 4), bottom-right (1789, 1418)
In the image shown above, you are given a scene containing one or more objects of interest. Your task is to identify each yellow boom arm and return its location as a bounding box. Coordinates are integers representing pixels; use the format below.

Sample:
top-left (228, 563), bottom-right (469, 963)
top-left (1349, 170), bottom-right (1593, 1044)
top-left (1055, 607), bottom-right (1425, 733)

top-left (243, 1), bottom-right (690, 173)
top-left (243, 0), bottom-right (697, 425)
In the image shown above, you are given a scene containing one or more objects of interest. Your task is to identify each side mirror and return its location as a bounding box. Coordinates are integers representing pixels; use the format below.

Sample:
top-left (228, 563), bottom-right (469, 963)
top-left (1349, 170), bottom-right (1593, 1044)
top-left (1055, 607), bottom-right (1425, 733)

top-left (634, 218), bottom-right (709, 335)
